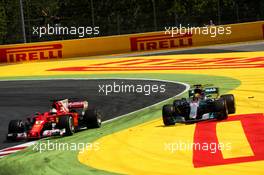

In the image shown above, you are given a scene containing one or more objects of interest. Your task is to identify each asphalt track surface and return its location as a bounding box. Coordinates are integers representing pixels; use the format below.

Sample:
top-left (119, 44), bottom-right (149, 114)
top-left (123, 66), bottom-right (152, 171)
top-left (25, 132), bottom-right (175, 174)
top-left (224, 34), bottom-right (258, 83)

top-left (0, 79), bottom-right (186, 149)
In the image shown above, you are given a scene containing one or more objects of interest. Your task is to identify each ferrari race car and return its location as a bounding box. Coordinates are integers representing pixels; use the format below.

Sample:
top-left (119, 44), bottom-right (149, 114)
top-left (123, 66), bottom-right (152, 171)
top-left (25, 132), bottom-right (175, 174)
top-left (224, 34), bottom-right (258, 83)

top-left (6, 99), bottom-right (102, 141)
top-left (162, 85), bottom-right (235, 125)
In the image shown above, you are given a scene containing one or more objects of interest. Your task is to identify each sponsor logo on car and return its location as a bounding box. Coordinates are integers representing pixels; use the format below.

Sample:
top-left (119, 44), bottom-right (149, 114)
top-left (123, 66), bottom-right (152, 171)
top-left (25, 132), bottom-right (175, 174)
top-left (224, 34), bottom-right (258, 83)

top-left (205, 88), bottom-right (217, 92)
top-left (130, 33), bottom-right (193, 52)
top-left (0, 44), bottom-right (62, 63)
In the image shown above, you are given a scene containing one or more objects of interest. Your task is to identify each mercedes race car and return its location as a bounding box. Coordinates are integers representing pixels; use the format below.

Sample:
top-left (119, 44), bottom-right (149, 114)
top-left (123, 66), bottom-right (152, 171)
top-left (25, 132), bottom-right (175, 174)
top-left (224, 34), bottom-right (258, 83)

top-left (7, 99), bottom-right (102, 141)
top-left (162, 85), bottom-right (235, 125)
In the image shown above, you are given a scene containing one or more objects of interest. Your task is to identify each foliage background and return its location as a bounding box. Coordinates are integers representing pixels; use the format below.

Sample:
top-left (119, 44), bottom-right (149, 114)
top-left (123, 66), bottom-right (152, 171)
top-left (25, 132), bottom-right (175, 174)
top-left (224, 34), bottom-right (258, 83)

top-left (0, 0), bottom-right (263, 44)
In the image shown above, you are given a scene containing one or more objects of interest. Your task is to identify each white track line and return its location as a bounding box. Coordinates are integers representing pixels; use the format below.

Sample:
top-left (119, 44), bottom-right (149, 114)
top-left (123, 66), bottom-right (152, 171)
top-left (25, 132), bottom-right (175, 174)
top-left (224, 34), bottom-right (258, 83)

top-left (0, 141), bottom-right (36, 157)
top-left (0, 78), bottom-right (189, 158)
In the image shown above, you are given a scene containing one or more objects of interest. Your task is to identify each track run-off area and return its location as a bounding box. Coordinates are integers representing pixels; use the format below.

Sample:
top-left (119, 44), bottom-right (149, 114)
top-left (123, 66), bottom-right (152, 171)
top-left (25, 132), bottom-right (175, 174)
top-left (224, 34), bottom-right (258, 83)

top-left (75, 51), bottom-right (263, 175)
top-left (0, 45), bottom-right (263, 174)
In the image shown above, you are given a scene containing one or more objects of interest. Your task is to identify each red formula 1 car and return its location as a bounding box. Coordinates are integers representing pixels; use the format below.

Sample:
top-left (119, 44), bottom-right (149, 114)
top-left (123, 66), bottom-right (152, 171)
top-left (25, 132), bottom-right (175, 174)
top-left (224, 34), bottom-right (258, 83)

top-left (6, 99), bottom-right (102, 141)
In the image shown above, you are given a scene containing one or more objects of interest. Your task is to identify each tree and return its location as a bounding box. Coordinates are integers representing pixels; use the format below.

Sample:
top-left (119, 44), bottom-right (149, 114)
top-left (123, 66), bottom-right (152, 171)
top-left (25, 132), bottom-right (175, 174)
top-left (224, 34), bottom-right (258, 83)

top-left (0, 0), bottom-right (263, 44)
top-left (0, 0), bottom-right (7, 44)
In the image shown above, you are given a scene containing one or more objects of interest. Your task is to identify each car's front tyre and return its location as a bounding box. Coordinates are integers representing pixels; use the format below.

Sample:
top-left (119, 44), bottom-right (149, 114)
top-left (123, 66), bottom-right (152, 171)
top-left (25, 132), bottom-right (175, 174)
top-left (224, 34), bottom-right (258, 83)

top-left (7, 120), bottom-right (27, 141)
top-left (162, 104), bottom-right (176, 126)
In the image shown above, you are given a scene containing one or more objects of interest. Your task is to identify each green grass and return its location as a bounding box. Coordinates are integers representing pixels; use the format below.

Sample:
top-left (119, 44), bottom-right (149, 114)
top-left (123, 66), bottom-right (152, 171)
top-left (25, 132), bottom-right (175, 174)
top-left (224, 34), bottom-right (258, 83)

top-left (0, 73), bottom-right (240, 175)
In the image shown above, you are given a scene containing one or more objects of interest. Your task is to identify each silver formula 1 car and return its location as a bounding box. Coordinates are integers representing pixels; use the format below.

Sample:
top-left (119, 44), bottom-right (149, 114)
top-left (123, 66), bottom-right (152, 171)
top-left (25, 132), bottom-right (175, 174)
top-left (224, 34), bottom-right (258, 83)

top-left (162, 84), bottom-right (235, 125)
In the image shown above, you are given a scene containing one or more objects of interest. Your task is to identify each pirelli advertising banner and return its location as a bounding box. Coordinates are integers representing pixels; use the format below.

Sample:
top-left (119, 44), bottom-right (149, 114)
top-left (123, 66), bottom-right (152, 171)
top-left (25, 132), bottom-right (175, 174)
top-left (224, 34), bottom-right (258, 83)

top-left (129, 21), bottom-right (264, 52)
top-left (0, 21), bottom-right (263, 63)
top-left (0, 36), bottom-right (130, 63)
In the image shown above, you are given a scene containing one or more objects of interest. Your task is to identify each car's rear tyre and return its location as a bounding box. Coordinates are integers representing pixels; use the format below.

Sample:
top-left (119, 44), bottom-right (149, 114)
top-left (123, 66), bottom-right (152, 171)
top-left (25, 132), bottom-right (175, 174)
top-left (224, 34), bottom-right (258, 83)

top-left (162, 104), bottom-right (176, 126)
top-left (58, 115), bottom-right (75, 136)
top-left (214, 99), bottom-right (228, 120)
top-left (83, 109), bottom-right (102, 128)
top-left (220, 94), bottom-right (235, 114)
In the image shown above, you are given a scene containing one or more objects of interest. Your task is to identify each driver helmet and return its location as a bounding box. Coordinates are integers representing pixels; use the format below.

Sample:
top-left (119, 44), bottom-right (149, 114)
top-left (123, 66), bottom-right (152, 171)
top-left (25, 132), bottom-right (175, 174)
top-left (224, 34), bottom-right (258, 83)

top-left (194, 93), bottom-right (201, 98)
top-left (193, 88), bottom-right (203, 101)
top-left (50, 108), bottom-right (57, 114)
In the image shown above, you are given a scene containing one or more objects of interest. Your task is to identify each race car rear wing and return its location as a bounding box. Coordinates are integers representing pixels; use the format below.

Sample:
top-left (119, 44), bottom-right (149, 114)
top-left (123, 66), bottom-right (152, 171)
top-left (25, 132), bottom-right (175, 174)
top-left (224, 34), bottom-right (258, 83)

top-left (204, 87), bottom-right (219, 97)
top-left (204, 87), bottom-right (219, 94)
top-left (188, 87), bottom-right (219, 98)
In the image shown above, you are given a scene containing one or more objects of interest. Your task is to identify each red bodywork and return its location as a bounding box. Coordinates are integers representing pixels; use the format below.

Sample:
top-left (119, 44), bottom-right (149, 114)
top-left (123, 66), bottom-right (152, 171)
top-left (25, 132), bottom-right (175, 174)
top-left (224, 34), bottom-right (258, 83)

top-left (26, 99), bottom-right (88, 139)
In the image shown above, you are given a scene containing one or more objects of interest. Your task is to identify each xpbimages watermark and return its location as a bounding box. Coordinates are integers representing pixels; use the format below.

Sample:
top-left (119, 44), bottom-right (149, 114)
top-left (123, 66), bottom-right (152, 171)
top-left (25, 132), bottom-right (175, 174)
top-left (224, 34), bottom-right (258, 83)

top-left (32, 140), bottom-right (100, 153)
top-left (164, 140), bottom-right (232, 154)
top-left (32, 24), bottom-right (100, 38)
top-left (98, 81), bottom-right (166, 95)
top-left (165, 24), bottom-right (232, 38)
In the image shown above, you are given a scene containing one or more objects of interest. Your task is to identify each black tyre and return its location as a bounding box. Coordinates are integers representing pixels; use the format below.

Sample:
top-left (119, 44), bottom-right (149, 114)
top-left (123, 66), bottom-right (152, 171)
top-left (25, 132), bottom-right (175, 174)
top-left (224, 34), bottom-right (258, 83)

top-left (58, 115), bottom-right (75, 136)
top-left (173, 98), bottom-right (190, 120)
top-left (214, 99), bottom-right (228, 120)
top-left (162, 104), bottom-right (176, 126)
top-left (83, 108), bottom-right (102, 128)
top-left (220, 94), bottom-right (235, 114)
top-left (7, 120), bottom-right (27, 141)
top-left (8, 120), bottom-right (26, 133)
